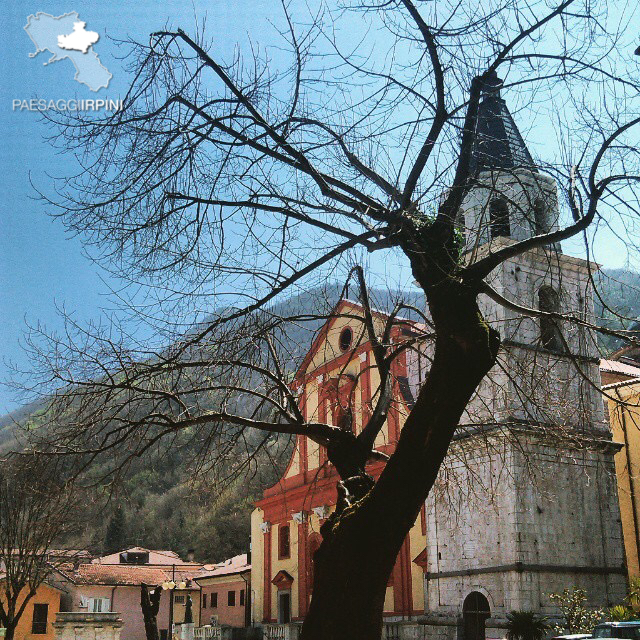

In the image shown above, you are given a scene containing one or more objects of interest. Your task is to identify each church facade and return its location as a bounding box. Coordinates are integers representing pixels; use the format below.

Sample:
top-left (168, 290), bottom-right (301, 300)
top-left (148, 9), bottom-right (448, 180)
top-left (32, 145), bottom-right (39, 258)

top-left (250, 301), bottom-right (429, 625)
top-left (250, 74), bottom-right (627, 637)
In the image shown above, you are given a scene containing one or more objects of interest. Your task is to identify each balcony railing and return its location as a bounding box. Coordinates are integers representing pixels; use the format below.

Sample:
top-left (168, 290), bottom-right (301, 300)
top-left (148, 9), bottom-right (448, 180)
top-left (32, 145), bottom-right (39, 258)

top-left (263, 623), bottom-right (301, 640)
top-left (194, 626), bottom-right (221, 640)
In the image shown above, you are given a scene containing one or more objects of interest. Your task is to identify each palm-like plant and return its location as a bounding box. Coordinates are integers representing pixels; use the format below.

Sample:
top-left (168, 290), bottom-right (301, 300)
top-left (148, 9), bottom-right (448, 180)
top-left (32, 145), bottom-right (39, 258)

top-left (607, 605), bottom-right (636, 622)
top-left (629, 578), bottom-right (640, 609)
top-left (506, 611), bottom-right (551, 640)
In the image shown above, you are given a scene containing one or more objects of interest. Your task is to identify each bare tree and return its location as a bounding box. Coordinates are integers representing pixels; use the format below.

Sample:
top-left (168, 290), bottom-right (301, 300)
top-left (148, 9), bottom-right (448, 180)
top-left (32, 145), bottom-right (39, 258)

top-left (13, 0), bottom-right (640, 638)
top-left (0, 458), bottom-right (80, 640)
top-left (140, 583), bottom-right (163, 640)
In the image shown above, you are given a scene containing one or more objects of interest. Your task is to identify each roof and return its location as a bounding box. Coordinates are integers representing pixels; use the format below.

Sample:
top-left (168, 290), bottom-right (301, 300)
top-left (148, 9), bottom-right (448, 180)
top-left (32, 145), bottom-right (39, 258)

top-left (601, 359), bottom-right (640, 378)
top-left (57, 563), bottom-right (201, 588)
top-left (48, 549), bottom-right (92, 558)
top-left (195, 554), bottom-right (250, 580)
top-left (469, 72), bottom-right (537, 176)
top-left (92, 547), bottom-right (201, 566)
top-left (0, 571), bottom-right (68, 593)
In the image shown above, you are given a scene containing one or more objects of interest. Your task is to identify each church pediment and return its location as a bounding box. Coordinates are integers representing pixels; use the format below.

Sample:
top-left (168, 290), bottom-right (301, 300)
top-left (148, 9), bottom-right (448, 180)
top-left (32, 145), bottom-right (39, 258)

top-left (412, 548), bottom-right (428, 570)
top-left (271, 570), bottom-right (294, 590)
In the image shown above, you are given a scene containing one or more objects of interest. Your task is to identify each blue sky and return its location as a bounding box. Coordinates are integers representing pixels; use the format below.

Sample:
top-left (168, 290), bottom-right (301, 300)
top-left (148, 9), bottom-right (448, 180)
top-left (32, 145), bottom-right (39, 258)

top-left (0, 2), bottom-right (638, 413)
top-left (0, 1), bottom-right (286, 412)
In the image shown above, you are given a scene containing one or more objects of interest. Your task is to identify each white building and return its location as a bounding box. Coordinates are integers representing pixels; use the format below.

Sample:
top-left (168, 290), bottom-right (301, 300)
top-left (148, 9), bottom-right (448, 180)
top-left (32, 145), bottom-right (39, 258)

top-left (422, 72), bottom-right (626, 640)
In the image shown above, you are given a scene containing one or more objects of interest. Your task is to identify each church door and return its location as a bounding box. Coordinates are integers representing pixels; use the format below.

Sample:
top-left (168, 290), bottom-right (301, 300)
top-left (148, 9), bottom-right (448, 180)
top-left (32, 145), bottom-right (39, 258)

top-left (278, 591), bottom-right (291, 624)
top-left (463, 592), bottom-right (490, 640)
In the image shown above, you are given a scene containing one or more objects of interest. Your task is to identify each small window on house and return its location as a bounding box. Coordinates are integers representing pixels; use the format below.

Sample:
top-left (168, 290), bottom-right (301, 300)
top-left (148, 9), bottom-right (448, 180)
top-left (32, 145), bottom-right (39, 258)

top-left (89, 597), bottom-right (110, 613)
top-left (240, 589), bottom-right (245, 606)
top-left (202, 593), bottom-right (207, 609)
top-left (228, 590), bottom-right (236, 607)
top-left (489, 198), bottom-right (510, 238)
top-left (211, 592), bottom-right (218, 608)
top-left (278, 523), bottom-right (291, 559)
top-left (538, 286), bottom-right (563, 352)
top-left (339, 327), bottom-right (353, 352)
top-left (174, 595), bottom-right (185, 604)
top-left (32, 604), bottom-right (48, 635)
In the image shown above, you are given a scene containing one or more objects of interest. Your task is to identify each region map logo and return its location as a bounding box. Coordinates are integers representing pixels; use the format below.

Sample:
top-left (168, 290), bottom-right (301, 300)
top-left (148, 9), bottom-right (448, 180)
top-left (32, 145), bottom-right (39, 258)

top-left (24, 12), bottom-right (111, 92)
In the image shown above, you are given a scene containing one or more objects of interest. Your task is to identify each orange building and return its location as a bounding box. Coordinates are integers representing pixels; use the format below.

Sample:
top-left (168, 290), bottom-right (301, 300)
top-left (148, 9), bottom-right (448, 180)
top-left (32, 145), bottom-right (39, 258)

top-left (250, 299), bottom-right (427, 626)
top-left (0, 581), bottom-right (64, 640)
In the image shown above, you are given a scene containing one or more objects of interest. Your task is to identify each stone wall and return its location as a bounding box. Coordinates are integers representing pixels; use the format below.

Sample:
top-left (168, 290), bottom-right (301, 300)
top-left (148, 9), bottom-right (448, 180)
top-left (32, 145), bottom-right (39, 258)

top-left (425, 432), bottom-right (627, 617)
top-left (53, 612), bottom-right (123, 640)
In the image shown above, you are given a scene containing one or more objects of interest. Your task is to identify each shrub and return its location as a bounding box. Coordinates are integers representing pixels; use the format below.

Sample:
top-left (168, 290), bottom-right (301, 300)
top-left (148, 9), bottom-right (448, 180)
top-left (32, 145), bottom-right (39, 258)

top-left (506, 611), bottom-right (551, 640)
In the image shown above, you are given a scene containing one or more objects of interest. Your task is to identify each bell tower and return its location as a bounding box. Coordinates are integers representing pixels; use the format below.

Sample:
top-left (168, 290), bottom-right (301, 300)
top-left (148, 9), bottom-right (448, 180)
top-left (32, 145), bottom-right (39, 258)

top-left (422, 74), bottom-right (626, 631)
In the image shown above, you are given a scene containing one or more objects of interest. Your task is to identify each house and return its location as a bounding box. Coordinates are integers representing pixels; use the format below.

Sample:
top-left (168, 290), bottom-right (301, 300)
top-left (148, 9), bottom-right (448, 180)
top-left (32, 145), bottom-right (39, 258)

top-left (605, 377), bottom-right (640, 583)
top-left (0, 577), bottom-right (64, 640)
top-left (195, 554), bottom-right (250, 628)
top-left (601, 339), bottom-right (640, 583)
top-left (250, 300), bottom-right (428, 627)
top-left (53, 562), bottom-right (202, 640)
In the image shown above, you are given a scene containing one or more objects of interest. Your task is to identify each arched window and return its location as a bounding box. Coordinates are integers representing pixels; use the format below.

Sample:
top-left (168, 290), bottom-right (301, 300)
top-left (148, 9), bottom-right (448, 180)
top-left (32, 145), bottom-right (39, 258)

top-left (538, 286), bottom-right (563, 352)
top-left (533, 197), bottom-right (549, 234)
top-left (489, 198), bottom-right (510, 238)
top-left (326, 375), bottom-right (356, 432)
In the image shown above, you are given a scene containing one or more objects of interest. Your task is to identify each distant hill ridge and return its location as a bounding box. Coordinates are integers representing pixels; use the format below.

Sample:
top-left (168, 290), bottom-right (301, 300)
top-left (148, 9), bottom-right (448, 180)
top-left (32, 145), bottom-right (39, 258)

top-left (2, 271), bottom-right (639, 433)
top-left (1, 271), bottom-right (638, 560)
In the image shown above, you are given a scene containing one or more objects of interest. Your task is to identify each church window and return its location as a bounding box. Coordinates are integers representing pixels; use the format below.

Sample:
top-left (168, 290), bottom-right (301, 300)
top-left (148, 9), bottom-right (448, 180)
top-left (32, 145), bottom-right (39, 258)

top-left (278, 524), bottom-right (291, 559)
top-left (533, 197), bottom-right (550, 234)
top-left (339, 327), bottom-right (353, 352)
top-left (538, 286), bottom-right (563, 352)
top-left (489, 198), bottom-right (510, 238)
top-left (337, 407), bottom-right (353, 432)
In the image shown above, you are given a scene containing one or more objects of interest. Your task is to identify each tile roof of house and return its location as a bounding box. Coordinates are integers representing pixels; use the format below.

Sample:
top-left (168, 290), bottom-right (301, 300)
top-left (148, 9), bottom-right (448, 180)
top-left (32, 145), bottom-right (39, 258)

top-left (195, 554), bottom-right (250, 580)
top-left (57, 563), bottom-right (202, 587)
top-left (92, 547), bottom-right (202, 567)
top-left (601, 358), bottom-right (640, 378)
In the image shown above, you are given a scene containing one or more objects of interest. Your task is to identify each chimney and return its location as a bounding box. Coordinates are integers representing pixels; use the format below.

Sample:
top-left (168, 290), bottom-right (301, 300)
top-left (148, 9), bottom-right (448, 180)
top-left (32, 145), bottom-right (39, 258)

top-left (186, 548), bottom-right (195, 562)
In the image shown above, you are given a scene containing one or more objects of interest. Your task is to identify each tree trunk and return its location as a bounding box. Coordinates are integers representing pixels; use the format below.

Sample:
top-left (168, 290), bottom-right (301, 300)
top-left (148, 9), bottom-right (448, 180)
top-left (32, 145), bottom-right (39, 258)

top-left (141, 584), bottom-right (162, 640)
top-left (302, 277), bottom-right (500, 640)
top-left (3, 623), bottom-right (17, 640)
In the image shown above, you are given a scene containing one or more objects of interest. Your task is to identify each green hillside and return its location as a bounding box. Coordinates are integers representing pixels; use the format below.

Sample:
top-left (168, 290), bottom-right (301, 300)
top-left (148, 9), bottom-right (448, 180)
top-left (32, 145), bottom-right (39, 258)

top-left (1, 273), bottom-right (638, 562)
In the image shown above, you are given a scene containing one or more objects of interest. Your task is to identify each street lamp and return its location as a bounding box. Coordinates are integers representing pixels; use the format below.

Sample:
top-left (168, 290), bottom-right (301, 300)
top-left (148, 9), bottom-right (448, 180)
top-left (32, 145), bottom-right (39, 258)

top-left (162, 566), bottom-right (187, 639)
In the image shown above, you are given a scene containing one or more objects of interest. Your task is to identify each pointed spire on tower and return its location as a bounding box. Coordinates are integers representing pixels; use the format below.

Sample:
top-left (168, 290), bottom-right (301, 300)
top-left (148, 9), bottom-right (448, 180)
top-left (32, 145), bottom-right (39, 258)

top-left (469, 71), bottom-right (537, 176)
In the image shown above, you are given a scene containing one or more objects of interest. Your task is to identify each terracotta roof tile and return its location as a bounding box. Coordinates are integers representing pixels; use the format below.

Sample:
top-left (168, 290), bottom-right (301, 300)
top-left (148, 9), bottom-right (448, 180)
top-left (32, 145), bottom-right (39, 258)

top-left (58, 564), bottom-right (201, 587)
top-left (601, 359), bottom-right (640, 377)
top-left (195, 554), bottom-right (250, 579)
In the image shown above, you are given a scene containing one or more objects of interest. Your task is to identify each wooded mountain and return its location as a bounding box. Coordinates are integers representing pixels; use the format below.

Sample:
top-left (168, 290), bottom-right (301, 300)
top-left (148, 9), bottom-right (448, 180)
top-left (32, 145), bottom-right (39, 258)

top-left (1, 270), bottom-right (639, 563)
